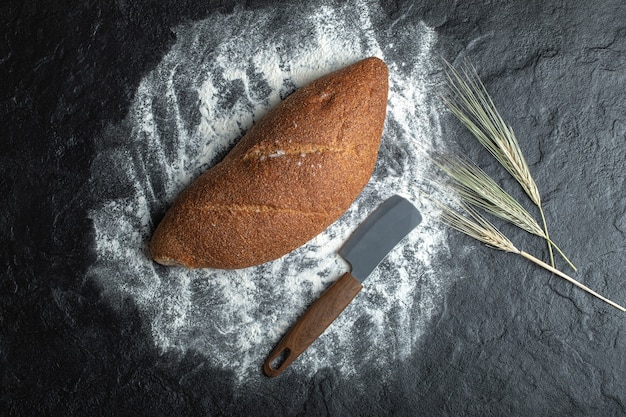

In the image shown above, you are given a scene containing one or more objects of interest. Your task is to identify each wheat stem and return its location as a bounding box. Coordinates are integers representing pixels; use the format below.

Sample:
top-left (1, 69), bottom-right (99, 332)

top-left (538, 205), bottom-right (555, 269)
top-left (546, 239), bottom-right (576, 272)
top-left (518, 251), bottom-right (625, 312)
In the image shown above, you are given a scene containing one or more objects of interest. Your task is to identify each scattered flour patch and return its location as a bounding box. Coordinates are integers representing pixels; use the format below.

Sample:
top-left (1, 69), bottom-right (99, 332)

top-left (88, 2), bottom-right (451, 384)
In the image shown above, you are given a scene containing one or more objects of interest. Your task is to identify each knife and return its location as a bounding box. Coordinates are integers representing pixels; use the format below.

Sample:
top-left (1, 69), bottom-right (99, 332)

top-left (263, 195), bottom-right (422, 377)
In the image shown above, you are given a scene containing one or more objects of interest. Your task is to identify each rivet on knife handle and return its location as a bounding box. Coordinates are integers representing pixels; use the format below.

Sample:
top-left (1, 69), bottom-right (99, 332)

top-left (263, 272), bottom-right (363, 377)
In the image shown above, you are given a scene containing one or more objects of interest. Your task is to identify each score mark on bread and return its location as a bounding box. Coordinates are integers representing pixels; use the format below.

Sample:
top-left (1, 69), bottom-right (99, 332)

top-left (150, 57), bottom-right (389, 269)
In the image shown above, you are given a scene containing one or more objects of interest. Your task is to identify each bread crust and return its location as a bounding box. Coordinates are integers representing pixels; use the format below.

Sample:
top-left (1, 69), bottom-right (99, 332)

top-left (150, 57), bottom-right (389, 268)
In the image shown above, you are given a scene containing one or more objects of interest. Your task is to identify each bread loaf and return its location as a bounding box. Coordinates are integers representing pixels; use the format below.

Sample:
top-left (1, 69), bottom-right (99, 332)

top-left (150, 57), bottom-right (389, 269)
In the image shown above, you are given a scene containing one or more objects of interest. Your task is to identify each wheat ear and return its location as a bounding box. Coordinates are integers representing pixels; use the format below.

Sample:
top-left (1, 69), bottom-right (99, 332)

top-left (434, 155), bottom-right (576, 271)
top-left (442, 59), bottom-right (560, 269)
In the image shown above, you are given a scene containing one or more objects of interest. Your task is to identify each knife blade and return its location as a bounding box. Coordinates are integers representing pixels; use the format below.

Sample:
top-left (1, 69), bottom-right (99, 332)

top-left (263, 195), bottom-right (422, 377)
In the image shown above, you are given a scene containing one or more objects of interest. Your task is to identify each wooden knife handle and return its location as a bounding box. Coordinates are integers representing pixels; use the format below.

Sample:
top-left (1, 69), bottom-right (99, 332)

top-left (263, 272), bottom-right (363, 377)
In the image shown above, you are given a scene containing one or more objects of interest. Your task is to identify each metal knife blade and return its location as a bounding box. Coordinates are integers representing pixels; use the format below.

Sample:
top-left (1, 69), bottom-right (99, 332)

top-left (340, 195), bottom-right (422, 282)
top-left (263, 195), bottom-right (422, 377)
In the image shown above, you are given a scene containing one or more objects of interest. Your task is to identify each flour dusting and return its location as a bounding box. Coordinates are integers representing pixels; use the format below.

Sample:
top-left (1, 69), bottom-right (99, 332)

top-left (89, 1), bottom-right (451, 384)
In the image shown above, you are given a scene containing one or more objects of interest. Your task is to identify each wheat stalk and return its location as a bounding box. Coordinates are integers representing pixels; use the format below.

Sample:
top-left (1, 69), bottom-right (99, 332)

top-left (432, 198), bottom-right (625, 312)
top-left (434, 155), bottom-right (576, 270)
top-left (442, 59), bottom-right (559, 269)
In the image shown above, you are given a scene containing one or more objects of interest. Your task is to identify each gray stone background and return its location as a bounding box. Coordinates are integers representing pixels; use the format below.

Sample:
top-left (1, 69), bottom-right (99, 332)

top-left (2, 0), bottom-right (625, 415)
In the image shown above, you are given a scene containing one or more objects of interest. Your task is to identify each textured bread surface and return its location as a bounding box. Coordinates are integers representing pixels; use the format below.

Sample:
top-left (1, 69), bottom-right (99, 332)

top-left (150, 57), bottom-right (389, 268)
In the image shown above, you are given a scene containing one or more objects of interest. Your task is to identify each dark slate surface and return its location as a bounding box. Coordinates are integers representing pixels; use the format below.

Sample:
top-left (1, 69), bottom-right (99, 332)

top-left (2, 0), bottom-right (626, 415)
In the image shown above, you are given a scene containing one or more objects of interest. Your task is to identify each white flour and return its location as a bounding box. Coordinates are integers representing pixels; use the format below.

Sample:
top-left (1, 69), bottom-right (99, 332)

top-left (89, 1), bottom-right (451, 384)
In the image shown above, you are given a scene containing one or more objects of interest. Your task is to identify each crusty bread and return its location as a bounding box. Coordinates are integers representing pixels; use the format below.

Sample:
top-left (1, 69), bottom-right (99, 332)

top-left (150, 57), bottom-right (389, 269)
